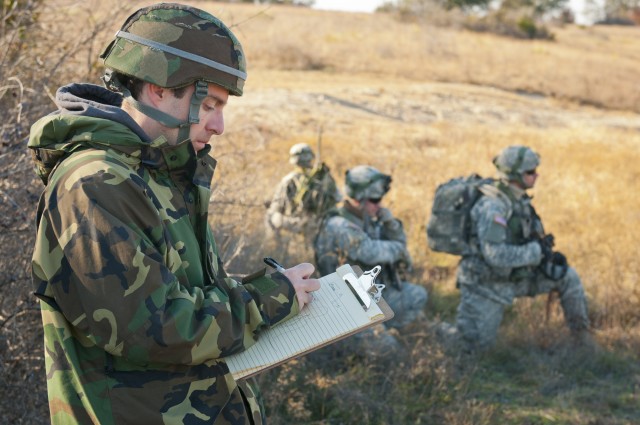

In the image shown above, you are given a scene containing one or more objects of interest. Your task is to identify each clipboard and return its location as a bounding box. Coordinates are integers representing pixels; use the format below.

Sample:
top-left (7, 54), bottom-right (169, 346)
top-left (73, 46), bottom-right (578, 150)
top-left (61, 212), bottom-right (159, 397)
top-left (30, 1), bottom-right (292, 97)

top-left (225, 264), bottom-right (394, 380)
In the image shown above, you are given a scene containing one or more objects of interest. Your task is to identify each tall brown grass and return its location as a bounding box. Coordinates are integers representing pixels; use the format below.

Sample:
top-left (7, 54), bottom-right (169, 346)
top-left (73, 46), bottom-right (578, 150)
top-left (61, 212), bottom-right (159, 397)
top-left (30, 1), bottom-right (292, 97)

top-left (1, 1), bottom-right (639, 423)
top-left (221, 3), bottom-right (640, 112)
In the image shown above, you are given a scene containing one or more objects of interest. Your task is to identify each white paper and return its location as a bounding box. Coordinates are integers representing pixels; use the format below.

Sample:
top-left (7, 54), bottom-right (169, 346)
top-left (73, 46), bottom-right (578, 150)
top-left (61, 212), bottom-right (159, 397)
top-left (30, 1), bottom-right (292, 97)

top-left (226, 264), bottom-right (384, 379)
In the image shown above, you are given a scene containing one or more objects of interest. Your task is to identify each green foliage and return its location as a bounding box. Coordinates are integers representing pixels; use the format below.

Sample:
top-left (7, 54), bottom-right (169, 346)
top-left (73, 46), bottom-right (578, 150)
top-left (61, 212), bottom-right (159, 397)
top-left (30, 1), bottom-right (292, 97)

top-left (603, 0), bottom-right (640, 22)
top-left (398, 0), bottom-right (491, 12)
top-left (464, 12), bottom-right (556, 39)
top-left (394, 0), bottom-right (566, 40)
top-left (500, 0), bottom-right (569, 17)
top-left (443, 0), bottom-right (492, 10)
top-left (397, 0), bottom-right (568, 14)
top-left (517, 15), bottom-right (538, 37)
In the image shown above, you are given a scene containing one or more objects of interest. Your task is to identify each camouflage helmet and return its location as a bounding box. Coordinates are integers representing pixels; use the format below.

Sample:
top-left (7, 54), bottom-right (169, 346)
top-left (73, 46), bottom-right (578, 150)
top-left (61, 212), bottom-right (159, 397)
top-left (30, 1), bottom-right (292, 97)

top-left (345, 165), bottom-right (392, 201)
top-left (101, 3), bottom-right (246, 96)
top-left (289, 143), bottom-right (315, 168)
top-left (493, 145), bottom-right (540, 182)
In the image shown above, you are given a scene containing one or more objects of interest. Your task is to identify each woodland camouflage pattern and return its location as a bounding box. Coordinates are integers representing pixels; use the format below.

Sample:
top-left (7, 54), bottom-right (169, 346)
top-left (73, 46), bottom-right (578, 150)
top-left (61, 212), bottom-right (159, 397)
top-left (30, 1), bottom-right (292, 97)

top-left (101, 3), bottom-right (246, 95)
top-left (314, 202), bottom-right (427, 329)
top-left (28, 83), bottom-right (298, 424)
top-left (456, 181), bottom-right (590, 350)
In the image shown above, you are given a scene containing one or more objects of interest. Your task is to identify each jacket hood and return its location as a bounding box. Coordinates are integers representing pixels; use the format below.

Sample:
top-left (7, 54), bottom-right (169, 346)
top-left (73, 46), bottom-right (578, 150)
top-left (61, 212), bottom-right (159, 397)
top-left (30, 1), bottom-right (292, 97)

top-left (28, 83), bottom-right (211, 185)
top-left (34, 83), bottom-right (150, 143)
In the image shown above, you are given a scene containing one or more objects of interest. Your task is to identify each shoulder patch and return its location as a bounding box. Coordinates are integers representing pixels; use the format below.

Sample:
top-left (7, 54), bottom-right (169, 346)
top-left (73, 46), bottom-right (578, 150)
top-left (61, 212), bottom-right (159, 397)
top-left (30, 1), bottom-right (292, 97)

top-left (493, 215), bottom-right (508, 227)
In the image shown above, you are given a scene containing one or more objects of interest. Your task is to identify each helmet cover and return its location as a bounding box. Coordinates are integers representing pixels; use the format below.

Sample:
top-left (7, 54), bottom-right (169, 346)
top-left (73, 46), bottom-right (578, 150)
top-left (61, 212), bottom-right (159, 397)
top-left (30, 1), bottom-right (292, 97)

top-left (493, 145), bottom-right (540, 181)
top-left (101, 3), bottom-right (246, 96)
top-left (345, 165), bottom-right (392, 201)
top-left (289, 143), bottom-right (315, 167)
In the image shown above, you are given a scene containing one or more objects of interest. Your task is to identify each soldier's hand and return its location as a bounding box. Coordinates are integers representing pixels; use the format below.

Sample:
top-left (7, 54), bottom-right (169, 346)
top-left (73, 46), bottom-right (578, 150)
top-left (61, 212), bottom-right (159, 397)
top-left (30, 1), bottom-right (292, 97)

top-left (540, 251), bottom-right (569, 281)
top-left (537, 237), bottom-right (553, 263)
top-left (552, 251), bottom-right (568, 268)
top-left (283, 263), bottom-right (321, 310)
top-left (396, 259), bottom-right (413, 274)
top-left (269, 212), bottom-right (283, 229)
top-left (541, 234), bottom-right (555, 250)
top-left (376, 207), bottom-right (394, 223)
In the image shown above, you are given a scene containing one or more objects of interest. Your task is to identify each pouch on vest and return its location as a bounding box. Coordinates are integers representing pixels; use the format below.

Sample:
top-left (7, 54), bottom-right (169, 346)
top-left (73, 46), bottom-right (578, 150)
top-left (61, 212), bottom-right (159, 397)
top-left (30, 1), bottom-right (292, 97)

top-left (294, 163), bottom-right (340, 215)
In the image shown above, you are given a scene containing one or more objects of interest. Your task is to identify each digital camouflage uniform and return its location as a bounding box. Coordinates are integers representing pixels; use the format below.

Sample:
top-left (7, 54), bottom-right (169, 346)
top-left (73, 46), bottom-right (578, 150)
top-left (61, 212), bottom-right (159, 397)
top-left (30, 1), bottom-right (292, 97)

top-left (266, 169), bottom-right (318, 235)
top-left (28, 4), bottom-right (300, 425)
top-left (455, 147), bottom-right (590, 351)
top-left (314, 166), bottom-right (427, 330)
top-left (265, 144), bottom-right (341, 241)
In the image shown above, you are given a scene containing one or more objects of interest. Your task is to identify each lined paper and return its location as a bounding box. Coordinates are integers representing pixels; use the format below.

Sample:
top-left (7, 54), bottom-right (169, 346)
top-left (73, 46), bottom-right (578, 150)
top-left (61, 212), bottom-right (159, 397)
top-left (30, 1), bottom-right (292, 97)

top-left (226, 264), bottom-right (386, 380)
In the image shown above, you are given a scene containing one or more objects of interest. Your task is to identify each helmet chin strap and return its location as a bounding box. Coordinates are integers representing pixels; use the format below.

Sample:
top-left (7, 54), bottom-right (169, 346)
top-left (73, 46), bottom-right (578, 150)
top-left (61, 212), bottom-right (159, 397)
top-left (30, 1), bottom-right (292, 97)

top-left (103, 72), bottom-right (208, 145)
top-left (509, 146), bottom-right (528, 187)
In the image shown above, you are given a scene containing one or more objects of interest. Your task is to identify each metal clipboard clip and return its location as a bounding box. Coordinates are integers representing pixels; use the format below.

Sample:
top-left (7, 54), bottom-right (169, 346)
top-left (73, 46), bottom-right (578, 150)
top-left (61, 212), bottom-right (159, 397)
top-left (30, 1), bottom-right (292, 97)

top-left (343, 265), bottom-right (385, 311)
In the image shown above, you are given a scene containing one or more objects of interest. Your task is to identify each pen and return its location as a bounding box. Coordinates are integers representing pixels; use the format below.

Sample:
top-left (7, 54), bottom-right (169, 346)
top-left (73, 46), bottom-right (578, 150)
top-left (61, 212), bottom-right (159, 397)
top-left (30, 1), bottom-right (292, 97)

top-left (263, 257), bottom-right (286, 273)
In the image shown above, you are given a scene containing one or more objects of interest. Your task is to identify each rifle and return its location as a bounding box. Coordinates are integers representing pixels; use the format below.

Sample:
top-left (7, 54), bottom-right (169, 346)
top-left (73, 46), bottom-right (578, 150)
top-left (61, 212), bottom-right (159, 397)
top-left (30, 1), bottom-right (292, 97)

top-left (315, 124), bottom-right (323, 169)
top-left (379, 260), bottom-right (408, 291)
top-left (509, 206), bottom-right (553, 283)
top-left (292, 125), bottom-right (338, 213)
top-left (528, 213), bottom-right (566, 322)
top-left (530, 216), bottom-right (567, 281)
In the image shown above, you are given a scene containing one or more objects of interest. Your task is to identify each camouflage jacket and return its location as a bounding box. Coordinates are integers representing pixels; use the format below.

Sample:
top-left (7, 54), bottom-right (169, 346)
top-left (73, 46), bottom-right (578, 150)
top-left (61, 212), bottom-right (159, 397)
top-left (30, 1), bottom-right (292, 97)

top-left (266, 165), bottom-right (341, 234)
top-left (28, 84), bottom-right (299, 425)
top-left (457, 181), bottom-right (544, 300)
top-left (265, 169), bottom-right (312, 232)
top-left (313, 201), bottom-right (409, 280)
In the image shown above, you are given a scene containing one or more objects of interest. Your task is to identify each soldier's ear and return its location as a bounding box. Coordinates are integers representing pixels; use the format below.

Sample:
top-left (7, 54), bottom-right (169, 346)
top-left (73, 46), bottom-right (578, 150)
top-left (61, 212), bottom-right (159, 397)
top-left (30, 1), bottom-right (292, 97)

top-left (143, 83), bottom-right (170, 106)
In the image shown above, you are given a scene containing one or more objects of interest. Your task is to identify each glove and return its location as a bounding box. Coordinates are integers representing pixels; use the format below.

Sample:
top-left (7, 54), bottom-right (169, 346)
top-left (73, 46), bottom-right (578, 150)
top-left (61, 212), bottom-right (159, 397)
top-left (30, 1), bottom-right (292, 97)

top-left (537, 234), bottom-right (554, 263)
top-left (376, 207), bottom-right (394, 223)
top-left (540, 251), bottom-right (568, 281)
top-left (541, 234), bottom-right (555, 250)
top-left (396, 259), bottom-right (413, 274)
top-left (269, 212), bottom-right (283, 229)
top-left (552, 251), bottom-right (567, 266)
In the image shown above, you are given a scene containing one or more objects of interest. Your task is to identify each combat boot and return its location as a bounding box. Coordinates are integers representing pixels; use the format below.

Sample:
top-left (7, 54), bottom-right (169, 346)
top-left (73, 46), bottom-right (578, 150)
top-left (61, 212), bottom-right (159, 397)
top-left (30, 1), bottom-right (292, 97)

top-left (570, 329), bottom-right (598, 353)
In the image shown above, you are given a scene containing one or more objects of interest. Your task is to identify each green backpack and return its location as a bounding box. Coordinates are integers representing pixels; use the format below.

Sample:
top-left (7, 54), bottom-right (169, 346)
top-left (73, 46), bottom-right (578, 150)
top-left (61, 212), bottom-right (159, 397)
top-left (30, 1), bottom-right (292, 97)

top-left (426, 174), bottom-right (495, 255)
top-left (294, 163), bottom-right (340, 215)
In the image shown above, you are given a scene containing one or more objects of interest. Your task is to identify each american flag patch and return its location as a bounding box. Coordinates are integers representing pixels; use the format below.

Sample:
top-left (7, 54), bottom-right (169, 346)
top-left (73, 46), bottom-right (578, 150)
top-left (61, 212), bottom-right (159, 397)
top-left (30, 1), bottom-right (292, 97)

top-left (493, 215), bottom-right (507, 226)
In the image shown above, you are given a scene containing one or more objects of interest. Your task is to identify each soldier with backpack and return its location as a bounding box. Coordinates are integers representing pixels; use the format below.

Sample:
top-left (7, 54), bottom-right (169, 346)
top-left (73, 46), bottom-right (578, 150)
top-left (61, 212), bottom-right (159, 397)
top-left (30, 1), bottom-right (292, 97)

top-left (427, 146), bottom-right (592, 352)
top-left (265, 143), bottom-right (341, 244)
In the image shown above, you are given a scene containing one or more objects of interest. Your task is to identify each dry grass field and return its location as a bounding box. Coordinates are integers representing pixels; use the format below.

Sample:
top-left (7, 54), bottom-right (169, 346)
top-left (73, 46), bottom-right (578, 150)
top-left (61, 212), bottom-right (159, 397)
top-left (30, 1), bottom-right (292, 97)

top-left (1, 1), bottom-right (639, 424)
